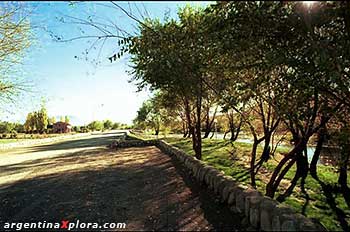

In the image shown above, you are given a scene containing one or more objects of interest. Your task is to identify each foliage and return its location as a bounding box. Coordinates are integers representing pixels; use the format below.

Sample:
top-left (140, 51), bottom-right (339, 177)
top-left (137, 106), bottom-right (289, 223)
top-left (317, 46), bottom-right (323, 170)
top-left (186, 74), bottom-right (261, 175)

top-left (86, 119), bottom-right (125, 131)
top-left (111, 122), bottom-right (120, 130)
top-left (163, 136), bottom-right (349, 231)
top-left (103, 119), bottom-right (113, 130)
top-left (0, 121), bottom-right (23, 134)
top-left (64, 116), bottom-right (70, 124)
top-left (24, 106), bottom-right (49, 134)
top-left (87, 120), bottom-right (103, 131)
top-left (0, 2), bottom-right (33, 103)
top-left (48, 117), bottom-right (56, 125)
top-left (66, 1), bottom-right (350, 229)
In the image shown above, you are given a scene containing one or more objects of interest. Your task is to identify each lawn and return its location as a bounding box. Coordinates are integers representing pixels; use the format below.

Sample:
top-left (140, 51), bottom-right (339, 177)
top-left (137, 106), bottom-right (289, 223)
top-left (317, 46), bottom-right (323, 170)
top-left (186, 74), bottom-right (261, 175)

top-left (0, 133), bottom-right (78, 142)
top-left (131, 132), bottom-right (350, 231)
top-left (0, 139), bottom-right (25, 144)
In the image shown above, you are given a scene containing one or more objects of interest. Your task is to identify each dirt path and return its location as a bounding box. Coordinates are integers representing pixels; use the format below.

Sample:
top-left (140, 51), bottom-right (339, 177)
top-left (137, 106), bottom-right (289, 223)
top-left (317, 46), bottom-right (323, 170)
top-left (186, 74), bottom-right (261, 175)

top-left (0, 132), bottom-right (242, 231)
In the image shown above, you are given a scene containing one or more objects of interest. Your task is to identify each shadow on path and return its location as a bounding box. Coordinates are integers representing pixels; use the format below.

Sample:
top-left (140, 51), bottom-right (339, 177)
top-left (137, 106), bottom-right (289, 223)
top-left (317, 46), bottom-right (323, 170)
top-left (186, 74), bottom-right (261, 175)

top-left (0, 145), bottom-right (243, 231)
top-left (29, 132), bottom-right (126, 153)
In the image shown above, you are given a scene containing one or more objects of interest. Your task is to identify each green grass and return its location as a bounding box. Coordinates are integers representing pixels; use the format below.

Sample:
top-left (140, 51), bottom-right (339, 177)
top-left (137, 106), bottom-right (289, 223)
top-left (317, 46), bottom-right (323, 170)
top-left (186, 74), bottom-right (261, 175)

top-left (0, 139), bottom-right (24, 144)
top-left (159, 135), bottom-right (349, 231)
top-left (0, 133), bottom-right (83, 145)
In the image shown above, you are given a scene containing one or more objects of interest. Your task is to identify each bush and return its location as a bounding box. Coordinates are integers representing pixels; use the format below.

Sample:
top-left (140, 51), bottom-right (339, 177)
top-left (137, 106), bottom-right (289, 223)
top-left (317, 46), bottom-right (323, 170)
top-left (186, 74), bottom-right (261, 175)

top-left (10, 131), bottom-right (18, 139)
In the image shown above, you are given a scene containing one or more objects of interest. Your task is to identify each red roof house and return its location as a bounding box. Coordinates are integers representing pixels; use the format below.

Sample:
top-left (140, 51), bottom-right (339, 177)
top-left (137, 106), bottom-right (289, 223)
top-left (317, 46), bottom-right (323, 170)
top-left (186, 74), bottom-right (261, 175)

top-left (52, 122), bottom-right (72, 133)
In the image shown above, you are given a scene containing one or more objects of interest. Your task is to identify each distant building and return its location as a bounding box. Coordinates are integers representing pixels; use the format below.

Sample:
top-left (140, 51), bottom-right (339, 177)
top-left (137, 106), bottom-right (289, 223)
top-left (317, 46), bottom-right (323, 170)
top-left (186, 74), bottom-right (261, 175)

top-left (52, 122), bottom-right (72, 133)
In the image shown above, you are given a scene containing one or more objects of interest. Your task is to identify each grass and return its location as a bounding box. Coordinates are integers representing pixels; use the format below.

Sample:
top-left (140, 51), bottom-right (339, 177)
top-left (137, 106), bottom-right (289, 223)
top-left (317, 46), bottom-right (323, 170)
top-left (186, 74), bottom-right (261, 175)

top-left (134, 132), bottom-right (349, 231)
top-left (0, 139), bottom-right (25, 144)
top-left (0, 133), bottom-right (80, 144)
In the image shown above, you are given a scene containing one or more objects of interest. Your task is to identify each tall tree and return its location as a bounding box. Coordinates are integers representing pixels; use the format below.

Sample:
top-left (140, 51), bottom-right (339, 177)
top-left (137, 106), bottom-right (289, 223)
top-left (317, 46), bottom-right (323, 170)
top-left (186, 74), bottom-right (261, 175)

top-left (0, 2), bottom-right (32, 103)
top-left (128, 6), bottom-right (215, 159)
top-left (64, 116), bottom-right (70, 124)
top-left (103, 119), bottom-right (113, 130)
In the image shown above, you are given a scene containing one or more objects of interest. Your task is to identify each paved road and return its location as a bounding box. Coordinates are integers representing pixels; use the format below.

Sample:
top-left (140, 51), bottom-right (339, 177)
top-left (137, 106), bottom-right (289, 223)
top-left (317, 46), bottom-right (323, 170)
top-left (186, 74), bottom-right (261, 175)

top-left (0, 131), bottom-right (242, 231)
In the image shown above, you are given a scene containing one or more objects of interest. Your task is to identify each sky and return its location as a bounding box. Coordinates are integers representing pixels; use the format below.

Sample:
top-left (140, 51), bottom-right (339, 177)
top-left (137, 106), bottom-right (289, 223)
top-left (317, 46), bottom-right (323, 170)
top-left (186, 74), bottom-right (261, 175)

top-left (0, 1), bottom-right (212, 125)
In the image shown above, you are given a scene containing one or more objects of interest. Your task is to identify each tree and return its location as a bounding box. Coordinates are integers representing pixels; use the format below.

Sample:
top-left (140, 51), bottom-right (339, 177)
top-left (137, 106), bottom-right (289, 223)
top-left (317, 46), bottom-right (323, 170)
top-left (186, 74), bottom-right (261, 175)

top-left (202, 92), bottom-right (219, 139)
top-left (222, 109), bottom-right (243, 142)
top-left (0, 2), bottom-right (32, 104)
top-left (64, 116), bottom-right (70, 124)
top-left (209, 1), bottom-right (350, 199)
top-left (0, 121), bottom-right (15, 134)
top-left (48, 116), bottom-right (56, 126)
top-left (23, 106), bottom-right (49, 134)
top-left (24, 112), bottom-right (36, 133)
top-left (111, 122), bottom-right (120, 130)
top-left (133, 101), bottom-right (152, 130)
top-left (260, 2), bottom-right (349, 200)
top-left (36, 106), bottom-right (48, 133)
top-left (134, 95), bottom-right (162, 135)
top-left (103, 119), bottom-right (113, 130)
top-left (87, 121), bottom-right (103, 131)
top-left (128, 6), bottom-right (221, 159)
top-left (60, 1), bottom-right (350, 212)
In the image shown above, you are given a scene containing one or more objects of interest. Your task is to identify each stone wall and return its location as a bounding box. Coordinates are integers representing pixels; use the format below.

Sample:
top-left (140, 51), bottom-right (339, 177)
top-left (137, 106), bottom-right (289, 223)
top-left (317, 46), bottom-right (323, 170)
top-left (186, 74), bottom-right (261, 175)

top-left (112, 136), bottom-right (326, 231)
top-left (108, 139), bottom-right (158, 148)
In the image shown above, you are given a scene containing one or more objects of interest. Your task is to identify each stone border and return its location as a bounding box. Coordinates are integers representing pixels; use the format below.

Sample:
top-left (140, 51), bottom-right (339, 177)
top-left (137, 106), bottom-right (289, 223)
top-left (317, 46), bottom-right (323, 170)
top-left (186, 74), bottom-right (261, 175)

top-left (108, 139), bottom-right (158, 148)
top-left (110, 136), bottom-right (326, 231)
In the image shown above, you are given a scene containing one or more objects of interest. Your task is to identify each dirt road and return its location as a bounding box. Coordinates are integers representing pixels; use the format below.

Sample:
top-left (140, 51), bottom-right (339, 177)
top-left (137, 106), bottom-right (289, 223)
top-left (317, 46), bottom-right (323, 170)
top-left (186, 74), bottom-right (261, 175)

top-left (0, 131), bottom-right (242, 231)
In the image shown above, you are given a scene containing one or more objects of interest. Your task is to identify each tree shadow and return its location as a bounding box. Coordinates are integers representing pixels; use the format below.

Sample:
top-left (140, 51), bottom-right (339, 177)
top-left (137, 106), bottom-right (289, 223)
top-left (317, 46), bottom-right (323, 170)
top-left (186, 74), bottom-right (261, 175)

top-left (0, 145), bottom-right (243, 231)
top-left (312, 175), bottom-right (349, 231)
top-left (167, 154), bottom-right (244, 231)
top-left (300, 182), bottom-right (310, 216)
top-left (19, 132), bottom-right (126, 154)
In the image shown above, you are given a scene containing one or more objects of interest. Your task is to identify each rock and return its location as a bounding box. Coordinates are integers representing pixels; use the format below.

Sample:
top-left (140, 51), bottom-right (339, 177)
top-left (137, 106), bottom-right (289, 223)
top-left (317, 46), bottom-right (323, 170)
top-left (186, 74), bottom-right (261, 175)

top-left (272, 215), bottom-right (281, 231)
top-left (203, 168), bottom-right (214, 185)
top-left (246, 196), bottom-right (262, 228)
top-left (210, 171), bottom-right (224, 190)
top-left (272, 206), bottom-right (296, 232)
top-left (236, 191), bottom-right (245, 213)
top-left (221, 180), bottom-right (237, 203)
top-left (197, 166), bottom-right (211, 183)
top-left (281, 216), bottom-right (296, 231)
top-left (260, 197), bottom-right (278, 231)
top-left (154, 139), bottom-right (325, 232)
top-left (213, 175), bottom-right (226, 194)
top-left (250, 208), bottom-right (260, 228)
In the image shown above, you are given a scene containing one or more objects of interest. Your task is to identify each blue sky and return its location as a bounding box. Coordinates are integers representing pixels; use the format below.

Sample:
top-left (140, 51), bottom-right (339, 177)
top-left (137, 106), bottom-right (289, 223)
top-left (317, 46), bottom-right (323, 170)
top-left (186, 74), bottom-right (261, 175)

top-left (1, 1), bottom-right (212, 125)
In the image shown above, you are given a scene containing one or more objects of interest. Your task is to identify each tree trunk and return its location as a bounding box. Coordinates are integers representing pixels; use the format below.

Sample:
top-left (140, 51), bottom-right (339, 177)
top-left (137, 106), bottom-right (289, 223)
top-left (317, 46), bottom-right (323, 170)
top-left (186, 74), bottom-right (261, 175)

top-left (230, 128), bottom-right (236, 141)
top-left (310, 127), bottom-right (326, 179)
top-left (266, 139), bottom-right (306, 198)
top-left (261, 133), bottom-right (271, 162)
top-left (203, 128), bottom-right (211, 138)
top-left (193, 81), bottom-right (202, 160)
top-left (276, 153), bottom-right (308, 202)
top-left (203, 110), bottom-right (211, 139)
top-left (182, 122), bottom-right (188, 138)
top-left (229, 117), bottom-right (242, 141)
top-left (183, 130), bottom-right (188, 138)
top-left (276, 169), bottom-right (301, 202)
top-left (203, 106), bottom-right (217, 139)
top-left (184, 98), bottom-right (193, 140)
top-left (223, 130), bottom-right (229, 140)
top-left (187, 129), bottom-right (192, 138)
top-left (193, 121), bottom-right (202, 159)
top-left (250, 139), bottom-right (259, 188)
top-left (266, 156), bottom-right (297, 198)
top-left (338, 144), bottom-right (350, 188)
